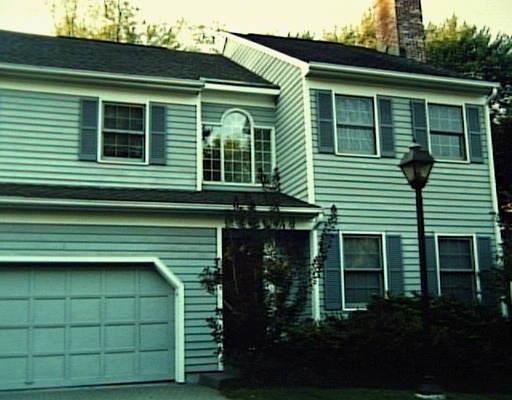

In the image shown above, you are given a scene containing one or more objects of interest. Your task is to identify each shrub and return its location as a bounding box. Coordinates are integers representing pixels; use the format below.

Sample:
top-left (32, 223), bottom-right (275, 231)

top-left (232, 296), bottom-right (512, 390)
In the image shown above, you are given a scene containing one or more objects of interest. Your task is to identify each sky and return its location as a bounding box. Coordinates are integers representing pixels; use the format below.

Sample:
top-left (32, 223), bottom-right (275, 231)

top-left (0, 0), bottom-right (511, 38)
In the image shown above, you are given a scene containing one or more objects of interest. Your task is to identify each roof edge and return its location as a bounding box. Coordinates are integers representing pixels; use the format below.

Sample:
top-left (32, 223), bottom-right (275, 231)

top-left (308, 62), bottom-right (500, 93)
top-left (0, 62), bottom-right (205, 92)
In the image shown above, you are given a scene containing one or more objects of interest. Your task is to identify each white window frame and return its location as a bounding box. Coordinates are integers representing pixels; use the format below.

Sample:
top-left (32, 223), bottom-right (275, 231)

top-left (434, 233), bottom-right (481, 300)
top-left (426, 101), bottom-right (471, 164)
top-left (339, 231), bottom-right (388, 311)
top-left (202, 108), bottom-right (276, 186)
top-left (97, 99), bottom-right (150, 166)
top-left (332, 93), bottom-right (381, 158)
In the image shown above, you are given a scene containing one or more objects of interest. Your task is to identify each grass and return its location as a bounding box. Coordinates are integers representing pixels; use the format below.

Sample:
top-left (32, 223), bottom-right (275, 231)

top-left (222, 387), bottom-right (512, 400)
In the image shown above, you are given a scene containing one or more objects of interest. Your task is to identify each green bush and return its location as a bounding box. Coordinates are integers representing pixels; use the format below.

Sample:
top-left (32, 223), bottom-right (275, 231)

top-left (232, 296), bottom-right (512, 390)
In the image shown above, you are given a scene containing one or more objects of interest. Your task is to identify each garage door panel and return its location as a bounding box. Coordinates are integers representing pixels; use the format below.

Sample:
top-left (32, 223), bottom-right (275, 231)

top-left (105, 269), bottom-right (136, 294)
top-left (0, 270), bottom-right (29, 295)
top-left (33, 327), bottom-right (65, 354)
top-left (105, 325), bottom-right (136, 351)
top-left (105, 353), bottom-right (136, 378)
top-left (70, 354), bottom-right (101, 380)
top-left (70, 298), bottom-right (101, 323)
top-left (0, 299), bottom-right (29, 325)
top-left (140, 351), bottom-right (173, 376)
top-left (70, 270), bottom-right (101, 295)
top-left (33, 270), bottom-right (66, 295)
top-left (140, 323), bottom-right (169, 350)
top-left (0, 264), bottom-right (175, 390)
top-left (0, 329), bottom-right (28, 354)
top-left (33, 355), bottom-right (65, 380)
top-left (105, 297), bottom-right (136, 322)
top-left (34, 299), bottom-right (66, 325)
top-left (140, 297), bottom-right (170, 321)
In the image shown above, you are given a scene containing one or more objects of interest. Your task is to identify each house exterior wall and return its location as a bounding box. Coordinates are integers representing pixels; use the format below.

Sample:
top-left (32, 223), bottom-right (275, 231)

top-left (309, 79), bottom-right (497, 312)
top-left (0, 217), bottom-right (219, 375)
top-left (223, 37), bottom-right (311, 201)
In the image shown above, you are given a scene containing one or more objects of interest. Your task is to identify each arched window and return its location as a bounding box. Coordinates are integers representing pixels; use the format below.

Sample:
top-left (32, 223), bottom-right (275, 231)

top-left (203, 109), bottom-right (273, 184)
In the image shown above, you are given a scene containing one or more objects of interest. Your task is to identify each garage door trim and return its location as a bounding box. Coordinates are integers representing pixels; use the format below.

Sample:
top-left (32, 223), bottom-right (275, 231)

top-left (0, 256), bottom-right (185, 384)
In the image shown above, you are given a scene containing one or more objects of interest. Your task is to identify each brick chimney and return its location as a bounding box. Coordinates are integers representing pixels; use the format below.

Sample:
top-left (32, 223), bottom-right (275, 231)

top-left (373, 0), bottom-right (426, 63)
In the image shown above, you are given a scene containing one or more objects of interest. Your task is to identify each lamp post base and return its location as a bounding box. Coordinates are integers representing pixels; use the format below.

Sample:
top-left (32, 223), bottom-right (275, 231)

top-left (415, 376), bottom-right (446, 400)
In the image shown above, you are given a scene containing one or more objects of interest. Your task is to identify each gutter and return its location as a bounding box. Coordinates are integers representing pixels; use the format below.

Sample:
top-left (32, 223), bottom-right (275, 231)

top-left (308, 62), bottom-right (500, 93)
top-left (0, 196), bottom-right (321, 216)
top-left (0, 62), bottom-right (205, 92)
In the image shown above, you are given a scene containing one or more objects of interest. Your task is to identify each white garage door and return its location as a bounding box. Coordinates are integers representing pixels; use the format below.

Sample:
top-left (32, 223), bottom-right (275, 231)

top-left (0, 263), bottom-right (175, 390)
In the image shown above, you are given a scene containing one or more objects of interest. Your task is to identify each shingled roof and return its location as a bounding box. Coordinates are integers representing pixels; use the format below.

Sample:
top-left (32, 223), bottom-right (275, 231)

top-left (0, 30), bottom-right (273, 86)
top-left (233, 33), bottom-right (474, 80)
top-left (0, 183), bottom-right (319, 211)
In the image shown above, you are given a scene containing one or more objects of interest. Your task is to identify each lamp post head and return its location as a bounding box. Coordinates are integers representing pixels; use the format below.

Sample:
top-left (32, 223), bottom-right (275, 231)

top-left (399, 143), bottom-right (435, 190)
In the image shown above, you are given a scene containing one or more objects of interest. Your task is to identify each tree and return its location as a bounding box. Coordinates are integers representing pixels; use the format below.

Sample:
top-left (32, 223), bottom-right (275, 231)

top-left (322, 8), bottom-right (376, 48)
top-left (50, 0), bottom-right (221, 51)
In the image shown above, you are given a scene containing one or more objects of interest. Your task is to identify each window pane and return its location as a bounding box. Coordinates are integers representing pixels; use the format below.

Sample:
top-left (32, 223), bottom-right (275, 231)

top-left (203, 125), bottom-right (222, 181)
top-left (431, 133), bottom-right (465, 160)
top-left (439, 238), bottom-right (473, 270)
top-left (222, 112), bottom-right (252, 183)
top-left (103, 103), bottom-right (144, 133)
top-left (440, 272), bottom-right (475, 302)
top-left (429, 105), bottom-right (463, 133)
top-left (337, 126), bottom-right (375, 155)
top-left (102, 132), bottom-right (144, 160)
top-left (255, 128), bottom-right (273, 183)
top-left (344, 271), bottom-right (383, 308)
top-left (343, 236), bottom-right (382, 270)
top-left (336, 96), bottom-right (374, 126)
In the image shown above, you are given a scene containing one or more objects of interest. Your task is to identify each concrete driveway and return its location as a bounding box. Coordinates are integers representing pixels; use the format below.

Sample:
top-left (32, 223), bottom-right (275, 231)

top-left (0, 383), bottom-right (228, 400)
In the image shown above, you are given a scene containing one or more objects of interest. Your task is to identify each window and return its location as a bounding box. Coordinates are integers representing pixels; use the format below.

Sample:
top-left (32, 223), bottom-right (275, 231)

top-left (342, 234), bottom-right (384, 309)
top-left (102, 102), bottom-right (145, 161)
top-left (438, 236), bottom-right (476, 301)
top-left (335, 96), bottom-right (376, 155)
top-left (203, 110), bottom-right (273, 184)
top-left (428, 104), bottom-right (466, 161)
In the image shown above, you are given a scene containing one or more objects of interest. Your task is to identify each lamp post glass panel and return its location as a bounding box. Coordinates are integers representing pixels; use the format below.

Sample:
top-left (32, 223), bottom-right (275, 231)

top-left (399, 143), bottom-right (445, 400)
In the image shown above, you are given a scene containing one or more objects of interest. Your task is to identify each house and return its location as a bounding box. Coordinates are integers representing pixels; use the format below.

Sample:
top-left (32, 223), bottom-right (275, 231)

top-left (0, 0), bottom-right (501, 392)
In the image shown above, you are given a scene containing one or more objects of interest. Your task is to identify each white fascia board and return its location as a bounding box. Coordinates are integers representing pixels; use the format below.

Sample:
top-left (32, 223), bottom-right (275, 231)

top-left (0, 255), bottom-right (186, 383)
top-left (0, 62), bottom-right (205, 92)
top-left (308, 62), bottom-right (500, 93)
top-left (202, 81), bottom-right (280, 96)
top-left (221, 32), bottom-right (310, 75)
top-left (0, 196), bottom-right (321, 215)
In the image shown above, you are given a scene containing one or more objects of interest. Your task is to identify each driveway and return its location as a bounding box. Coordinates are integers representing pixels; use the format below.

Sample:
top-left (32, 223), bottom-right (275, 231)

top-left (0, 383), bottom-right (228, 400)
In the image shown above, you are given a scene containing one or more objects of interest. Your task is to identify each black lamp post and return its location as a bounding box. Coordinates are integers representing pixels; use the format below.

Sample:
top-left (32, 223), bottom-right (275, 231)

top-left (399, 143), bottom-right (445, 400)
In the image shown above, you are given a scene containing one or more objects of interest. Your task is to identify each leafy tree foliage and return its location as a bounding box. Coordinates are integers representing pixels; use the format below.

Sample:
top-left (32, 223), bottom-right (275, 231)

top-left (322, 8), bottom-right (376, 48)
top-left (50, 0), bottom-right (219, 51)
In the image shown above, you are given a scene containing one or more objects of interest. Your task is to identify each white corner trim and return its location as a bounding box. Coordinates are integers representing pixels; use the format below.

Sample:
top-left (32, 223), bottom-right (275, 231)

top-left (221, 32), bottom-right (309, 75)
top-left (308, 62), bottom-right (500, 91)
top-left (0, 256), bottom-right (186, 384)
top-left (484, 104), bottom-right (503, 255)
top-left (309, 229), bottom-right (321, 321)
top-left (303, 79), bottom-right (316, 204)
top-left (0, 62), bottom-right (205, 91)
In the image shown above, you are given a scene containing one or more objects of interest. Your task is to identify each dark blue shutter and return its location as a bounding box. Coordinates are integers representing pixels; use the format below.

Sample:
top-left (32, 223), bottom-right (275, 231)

top-left (477, 236), bottom-right (496, 307)
top-left (410, 99), bottom-right (428, 150)
top-left (386, 235), bottom-right (404, 295)
top-left (79, 97), bottom-right (99, 161)
top-left (324, 232), bottom-right (342, 310)
top-left (378, 97), bottom-right (395, 157)
top-left (316, 91), bottom-right (335, 153)
top-left (466, 105), bottom-right (484, 163)
top-left (149, 103), bottom-right (167, 165)
top-left (425, 235), bottom-right (439, 297)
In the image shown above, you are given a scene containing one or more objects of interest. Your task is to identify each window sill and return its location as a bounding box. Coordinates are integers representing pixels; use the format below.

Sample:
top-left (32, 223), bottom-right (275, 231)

top-left (98, 158), bottom-right (148, 166)
top-left (334, 152), bottom-right (381, 159)
top-left (433, 158), bottom-right (470, 164)
top-left (203, 182), bottom-right (265, 192)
